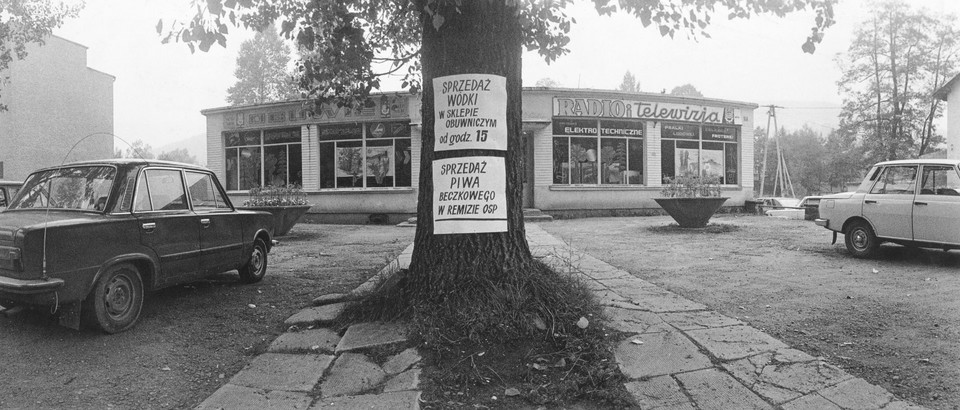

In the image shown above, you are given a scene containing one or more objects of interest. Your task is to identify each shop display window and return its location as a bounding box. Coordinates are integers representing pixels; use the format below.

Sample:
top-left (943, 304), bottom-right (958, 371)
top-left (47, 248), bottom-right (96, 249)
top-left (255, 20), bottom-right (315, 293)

top-left (317, 121), bottom-right (412, 189)
top-left (551, 118), bottom-right (644, 185)
top-left (660, 122), bottom-right (739, 184)
top-left (224, 127), bottom-right (302, 191)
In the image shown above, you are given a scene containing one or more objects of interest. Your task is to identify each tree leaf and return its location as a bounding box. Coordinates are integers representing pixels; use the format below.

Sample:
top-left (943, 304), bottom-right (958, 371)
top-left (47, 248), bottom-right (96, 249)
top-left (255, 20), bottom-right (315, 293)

top-left (640, 9), bottom-right (651, 27)
top-left (156, 19), bottom-right (163, 35)
top-left (207, 0), bottom-right (223, 15)
top-left (659, 25), bottom-right (669, 37)
top-left (432, 13), bottom-right (445, 30)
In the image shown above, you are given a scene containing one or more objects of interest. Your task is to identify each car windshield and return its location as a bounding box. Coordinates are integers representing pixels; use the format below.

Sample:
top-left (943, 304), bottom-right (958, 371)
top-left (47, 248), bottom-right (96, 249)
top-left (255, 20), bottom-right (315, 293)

top-left (8, 166), bottom-right (115, 211)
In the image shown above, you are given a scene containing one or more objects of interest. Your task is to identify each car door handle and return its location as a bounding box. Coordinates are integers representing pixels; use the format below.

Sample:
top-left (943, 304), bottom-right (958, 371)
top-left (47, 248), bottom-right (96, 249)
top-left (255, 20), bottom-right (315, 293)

top-left (915, 202), bottom-right (928, 206)
top-left (200, 218), bottom-right (211, 228)
top-left (141, 222), bottom-right (156, 232)
top-left (864, 200), bottom-right (878, 204)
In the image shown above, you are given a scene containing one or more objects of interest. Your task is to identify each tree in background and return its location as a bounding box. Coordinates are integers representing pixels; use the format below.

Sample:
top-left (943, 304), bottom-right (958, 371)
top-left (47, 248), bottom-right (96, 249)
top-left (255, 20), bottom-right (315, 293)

top-left (114, 139), bottom-right (155, 160)
top-left (163, 0), bottom-right (835, 350)
top-left (837, 0), bottom-right (958, 162)
top-left (754, 125), bottom-right (864, 196)
top-left (226, 26), bottom-right (299, 105)
top-left (670, 83), bottom-right (703, 97)
top-left (157, 148), bottom-right (198, 165)
top-left (618, 71), bottom-right (641, 92)
top-left (0, 0), bottom-right (81, 111)
top-left (535, 77), bottom-right (562, 87)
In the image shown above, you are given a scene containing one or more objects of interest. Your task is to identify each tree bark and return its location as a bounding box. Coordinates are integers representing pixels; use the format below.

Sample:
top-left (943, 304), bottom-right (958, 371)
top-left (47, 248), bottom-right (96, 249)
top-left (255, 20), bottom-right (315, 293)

top-left (407, 1), bottom-right (532, 299)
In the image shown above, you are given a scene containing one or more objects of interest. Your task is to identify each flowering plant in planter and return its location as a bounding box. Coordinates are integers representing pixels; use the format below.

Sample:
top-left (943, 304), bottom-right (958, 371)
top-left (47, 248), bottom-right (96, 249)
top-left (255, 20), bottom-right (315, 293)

top-left (243, 185), bottom-right (309, 207)
top-left (659, 175), bottom-right (722, 198)
top-left (240, 185), bottom-right (310, 236)
top-left (655, 175), bottom-right (727, 228)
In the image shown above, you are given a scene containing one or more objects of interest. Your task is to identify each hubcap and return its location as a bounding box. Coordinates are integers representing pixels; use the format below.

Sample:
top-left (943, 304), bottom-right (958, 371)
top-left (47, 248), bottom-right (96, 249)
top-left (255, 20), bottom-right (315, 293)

top-left (251, 249), bottom-right (263, 274)
top-left (104, 274), bottom-right (133, 317)
top-left (852, 229), bottom-right (868, 250)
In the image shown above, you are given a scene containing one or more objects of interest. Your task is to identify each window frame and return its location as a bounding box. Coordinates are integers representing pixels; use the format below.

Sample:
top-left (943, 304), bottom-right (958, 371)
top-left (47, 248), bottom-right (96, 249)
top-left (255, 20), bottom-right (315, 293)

top-left (132, 167), bottom-right (192, 214)
top-left (660, 122), bottom-right (740, 185)
top-left (224, 127), bottom-right (303, 192)
top-left (317, 121), bottom-right (413, 190)
top-left (551, 118), bottom-right (645, 186)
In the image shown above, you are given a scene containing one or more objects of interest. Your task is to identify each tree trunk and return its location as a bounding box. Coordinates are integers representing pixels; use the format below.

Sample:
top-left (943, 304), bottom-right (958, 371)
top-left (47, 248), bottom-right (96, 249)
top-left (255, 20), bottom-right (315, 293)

top-left (407, 1), bottom-right (532, 299)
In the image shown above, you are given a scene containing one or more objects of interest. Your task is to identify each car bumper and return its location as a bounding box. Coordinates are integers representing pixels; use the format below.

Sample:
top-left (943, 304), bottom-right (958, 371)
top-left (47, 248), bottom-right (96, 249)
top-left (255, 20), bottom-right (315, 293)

top-left (815, 218), bottom-right (829, 227)
top-left (0, 275), bottom-right (65, 295)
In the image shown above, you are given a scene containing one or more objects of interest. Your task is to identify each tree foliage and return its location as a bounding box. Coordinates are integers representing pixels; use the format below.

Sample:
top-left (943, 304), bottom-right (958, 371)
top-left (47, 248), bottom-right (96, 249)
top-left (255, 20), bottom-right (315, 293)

top-left (618, 70), bottom-right (640, 92)
top-left (670, 83), bottom-right (703, 97)
top-left (114, 139), bottom-right (155, 160)
top-left (535, 77), bottom-right (562, 87)
top-left (157, 147), bottom-right (199, 165)
top-left (226, 26), bottom-right (300, 105)
top-left (0, 0), bottom-right (81, 110)
top-left (160, 0), bottom-right (834, 107)
top-left (837, 0), bottom-right (958, 163)
top-left (755, 125), bottom-right (865, 196)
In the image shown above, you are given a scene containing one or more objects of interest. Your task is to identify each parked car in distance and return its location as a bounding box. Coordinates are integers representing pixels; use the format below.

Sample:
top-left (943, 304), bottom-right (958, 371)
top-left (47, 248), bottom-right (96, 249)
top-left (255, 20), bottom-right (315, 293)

top-left (764, 196), bottom-right (823, 220)
top-left (755, 197), bottom-right (800, 215)
top-left (0, 159), bottom-right (275, 333)
top-left (816, 159), bottom-right (960, 258)
top-left (0, 180), bottom-right (22, 209)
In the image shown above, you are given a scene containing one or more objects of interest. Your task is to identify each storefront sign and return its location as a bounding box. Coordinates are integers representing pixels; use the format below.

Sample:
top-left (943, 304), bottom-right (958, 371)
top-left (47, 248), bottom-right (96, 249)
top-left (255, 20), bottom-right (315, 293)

top-left (600, 119), bottom-right (643, 137)
top-left (367, 122), bottom-right (411, 139)
top-left (433, 74), bottom-right (508, 151)
top-left (552, 118), bottom-right (598, 136)
top-left (702, 125), bottom-right (739, 142)
top-left (661, 123), bottom-right (700, 140)
top-left (553, 97), bottom-right (742, 125)
top-left (432, 156), bottom-right (507, 234)
top-left (319, 124), bottom-right (363, 141)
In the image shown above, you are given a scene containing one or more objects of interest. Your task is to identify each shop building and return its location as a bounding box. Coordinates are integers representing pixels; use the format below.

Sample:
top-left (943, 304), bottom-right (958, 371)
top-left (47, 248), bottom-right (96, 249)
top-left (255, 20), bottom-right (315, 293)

top-left (202, 88), bottom-right (756, 224)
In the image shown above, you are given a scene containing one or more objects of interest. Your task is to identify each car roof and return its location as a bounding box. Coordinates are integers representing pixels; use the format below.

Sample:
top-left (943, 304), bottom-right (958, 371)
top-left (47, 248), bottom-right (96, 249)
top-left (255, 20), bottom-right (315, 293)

top-left (874, 159), bottom-right (960, 166)
top-left (30, 159), bottom-right (212, 174)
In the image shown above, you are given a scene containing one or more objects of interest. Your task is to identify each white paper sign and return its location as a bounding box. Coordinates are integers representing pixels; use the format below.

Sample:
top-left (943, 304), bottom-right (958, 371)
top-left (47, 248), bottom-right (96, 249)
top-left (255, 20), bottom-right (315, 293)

top-left (433, 156), bottom-right (508, 234)
top-left (433, 74), bottom-right (507, 151)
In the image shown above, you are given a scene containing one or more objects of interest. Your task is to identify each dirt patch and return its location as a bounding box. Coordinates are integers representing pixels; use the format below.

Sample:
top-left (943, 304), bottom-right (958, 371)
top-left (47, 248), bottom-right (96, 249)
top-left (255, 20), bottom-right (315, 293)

top-left (540, 214), bottom-right (960, 409)
top-left (0, 224), bottom-right (414, 409)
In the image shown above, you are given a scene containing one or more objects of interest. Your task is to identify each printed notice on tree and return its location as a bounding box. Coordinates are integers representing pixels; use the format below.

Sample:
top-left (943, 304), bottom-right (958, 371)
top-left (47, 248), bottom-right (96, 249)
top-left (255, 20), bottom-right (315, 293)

top-left (433, 74), bottom-right (507, 151)
top-left (433, 156), bottom-right (507, 234)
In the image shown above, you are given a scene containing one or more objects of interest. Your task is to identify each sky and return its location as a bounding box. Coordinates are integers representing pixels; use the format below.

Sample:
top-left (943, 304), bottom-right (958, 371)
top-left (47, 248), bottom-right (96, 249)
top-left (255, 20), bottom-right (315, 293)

top-left (53, 0), bottom-right (960, 151)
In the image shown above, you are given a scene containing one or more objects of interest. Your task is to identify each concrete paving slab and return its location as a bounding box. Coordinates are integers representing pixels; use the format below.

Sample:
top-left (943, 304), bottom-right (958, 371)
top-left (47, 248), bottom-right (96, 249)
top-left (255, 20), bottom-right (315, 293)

top-left (383, 368), bottom-right (422, 392)
top-left (603, 306), bottom-right (673, 334)
top-left (312, 293), bottom-right (351, 306)
top-left (780, 393), bottom-right (843, 410)
top-left (674, 368), bottom-right (774, 410)
top-left (268, 328), bottom-right (341, 354)
top-left (882, 401), bottom-right (929, 410)
top-left (624, 376), bottom-right (696, 410)
top-left (195, 384), bottom-right (312, 410)
top-left (816, 378), bottom-right (896, 410)
top-left (336, 321), bottom-right (408, 353)
top-left (311, 390), bottom-right (421, 409)
top-left (283, 303), bottom-right (348, 327)
top-left (615, 331), bottom-right (712, 379)
top-left (722, 349), bottom-right (853, 404)
top-left (320, 353), bottom-right (386, 398)
top-left (382, 348), bottom-right (421, 375)
top-left (229, 353), bottom-right (334, 392)
top-left (626, 289), bottom-right (709, 313)
top-left (685, 325), bottom-right (789, 361)
top-left (660, 310), bottom-right (745, 331)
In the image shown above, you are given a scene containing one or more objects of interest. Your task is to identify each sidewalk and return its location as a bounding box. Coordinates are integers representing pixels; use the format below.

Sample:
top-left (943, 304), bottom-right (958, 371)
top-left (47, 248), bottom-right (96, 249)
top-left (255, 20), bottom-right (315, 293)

top-left (197, 224), bottom-right (924, 410)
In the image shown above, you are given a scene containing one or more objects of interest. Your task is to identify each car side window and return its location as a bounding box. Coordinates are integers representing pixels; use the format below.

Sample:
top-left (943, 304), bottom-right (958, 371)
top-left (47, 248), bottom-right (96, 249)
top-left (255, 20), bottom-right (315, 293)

top-left (869, 166), bottom-right (917, 195)
top-left (186, 171), bottom-right (231, 211)
top-left (920, 165), bottom-right (960, 196)
top-left (134, 169), bottom-right (188, 212)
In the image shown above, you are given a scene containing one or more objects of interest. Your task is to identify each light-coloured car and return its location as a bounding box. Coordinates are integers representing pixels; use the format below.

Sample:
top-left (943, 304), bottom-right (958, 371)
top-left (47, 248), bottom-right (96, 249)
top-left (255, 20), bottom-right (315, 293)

top-left (765, 196), bottom-right (824, 220)
top-left (816, 159), bottom-right (960, 258)
top-left (0, 180), bottom-right (22, 209)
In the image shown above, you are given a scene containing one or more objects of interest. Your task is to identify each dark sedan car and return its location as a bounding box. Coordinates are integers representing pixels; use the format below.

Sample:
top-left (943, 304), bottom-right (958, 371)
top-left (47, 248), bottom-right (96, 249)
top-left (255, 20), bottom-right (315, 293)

top-left (0, 159), bottom-right (274, 333)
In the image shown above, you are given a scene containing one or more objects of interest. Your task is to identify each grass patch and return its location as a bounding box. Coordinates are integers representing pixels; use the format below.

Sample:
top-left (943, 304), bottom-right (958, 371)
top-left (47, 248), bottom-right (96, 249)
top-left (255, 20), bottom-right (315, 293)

top-left (647, 223), bottom-right (740, 234)
top-left (338, 260), bottom-right (637, 408)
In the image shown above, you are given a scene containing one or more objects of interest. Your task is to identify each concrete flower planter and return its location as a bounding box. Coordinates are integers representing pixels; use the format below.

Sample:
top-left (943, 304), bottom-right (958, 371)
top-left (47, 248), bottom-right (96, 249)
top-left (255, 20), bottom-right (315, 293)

top-left (238, 205), bottom-right (312, 236)
top-left (654, 197), bottom-right (728, 228)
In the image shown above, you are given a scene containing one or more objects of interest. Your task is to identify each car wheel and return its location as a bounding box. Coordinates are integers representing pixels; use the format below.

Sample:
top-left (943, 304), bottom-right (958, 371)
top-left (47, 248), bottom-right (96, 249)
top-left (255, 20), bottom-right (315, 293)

top-left (845, 221), bottom-right (880, 258)
top-left (83, 263), bottom-right (144, 334)
top-left (239, 238), bottom-right (268, 284)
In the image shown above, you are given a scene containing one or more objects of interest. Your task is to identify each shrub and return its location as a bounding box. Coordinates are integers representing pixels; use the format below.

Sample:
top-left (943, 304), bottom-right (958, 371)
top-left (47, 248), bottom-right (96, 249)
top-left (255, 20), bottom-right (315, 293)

top-left (659, 175), bottom-right (722, 198)
top-left (243, 185), bottom-right (309, 206)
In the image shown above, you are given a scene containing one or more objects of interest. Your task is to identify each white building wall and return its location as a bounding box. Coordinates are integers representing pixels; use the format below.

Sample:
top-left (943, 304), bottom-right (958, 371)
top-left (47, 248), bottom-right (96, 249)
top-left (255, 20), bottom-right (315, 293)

top-left (948, 89), bottom-right (960, 160)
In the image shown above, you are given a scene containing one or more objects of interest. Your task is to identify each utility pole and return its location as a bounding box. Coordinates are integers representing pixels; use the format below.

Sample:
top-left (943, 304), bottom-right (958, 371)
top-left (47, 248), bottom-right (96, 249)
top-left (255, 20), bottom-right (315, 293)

top-left (759, 105), bottom-right (794, 198)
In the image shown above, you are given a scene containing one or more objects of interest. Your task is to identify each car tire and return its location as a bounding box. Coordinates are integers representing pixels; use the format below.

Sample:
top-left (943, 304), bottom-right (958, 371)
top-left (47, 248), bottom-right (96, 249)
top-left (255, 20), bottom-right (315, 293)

top-left (83, 263), bottom-right (144, 334)
top-left (845, 221), bottom-right (880, 258)
top-left (239, 238), bottom-right (268, 284)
